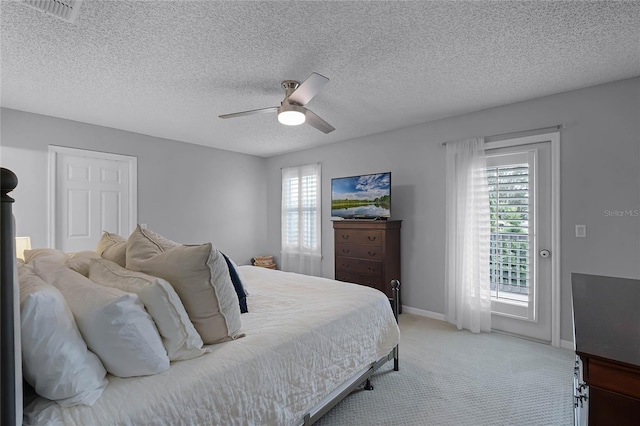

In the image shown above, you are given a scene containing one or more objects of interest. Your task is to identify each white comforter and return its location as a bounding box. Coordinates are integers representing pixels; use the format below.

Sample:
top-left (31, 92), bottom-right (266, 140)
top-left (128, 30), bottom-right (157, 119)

top-left (24, 266), bottom-right (400, 426)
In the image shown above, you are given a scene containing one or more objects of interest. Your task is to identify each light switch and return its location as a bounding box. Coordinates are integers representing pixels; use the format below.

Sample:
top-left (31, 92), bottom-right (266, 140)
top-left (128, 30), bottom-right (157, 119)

top-left (575, 225), bottom-right (586, 238)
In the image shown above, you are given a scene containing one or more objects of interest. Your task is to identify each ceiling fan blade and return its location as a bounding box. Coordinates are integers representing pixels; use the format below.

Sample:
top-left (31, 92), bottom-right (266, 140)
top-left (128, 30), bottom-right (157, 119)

top-left (219, 107), bottom-right (278, 119)
top-left (288, 72), bottom-right (329, 106)
top-left (305, 109), bottom-right (335, 134)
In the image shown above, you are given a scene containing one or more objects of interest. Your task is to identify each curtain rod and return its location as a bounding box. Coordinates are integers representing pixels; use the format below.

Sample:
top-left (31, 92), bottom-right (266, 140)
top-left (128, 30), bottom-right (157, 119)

top-left (440, 124), bottom-right (565, 146)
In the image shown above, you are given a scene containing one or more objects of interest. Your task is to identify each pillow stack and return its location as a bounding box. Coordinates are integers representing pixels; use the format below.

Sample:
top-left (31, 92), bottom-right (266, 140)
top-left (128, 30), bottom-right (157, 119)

top-left (32, 258), bottom-right (170, 378)
top-left (17, 226), bottom-right (248, 405)
top-left (87, 258), bottom-right (207, 361)
top-left (125, 225), bottom-right (244, 344)
top-left (18, 263), bottom-right (108, 406)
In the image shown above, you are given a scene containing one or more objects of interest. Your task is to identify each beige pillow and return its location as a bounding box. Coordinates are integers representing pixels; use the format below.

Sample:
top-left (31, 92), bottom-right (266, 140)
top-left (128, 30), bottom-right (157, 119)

top-left (88, 258), bottom-right (207, 361)
top-left (24, 248), bottom-right (68, 265)
top-left (126, 225), bottom-right (243, 344)
top-left (95, 232), bottom-right (127, 267)
top-left (66, 251), bottom-right (102, 276)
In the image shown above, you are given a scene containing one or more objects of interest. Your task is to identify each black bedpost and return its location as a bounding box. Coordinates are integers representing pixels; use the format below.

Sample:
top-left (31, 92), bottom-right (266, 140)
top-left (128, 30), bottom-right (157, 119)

top-left (1, 167), bottom-right (18, 426)
top-left (391, 279), bottom-right (400, 371)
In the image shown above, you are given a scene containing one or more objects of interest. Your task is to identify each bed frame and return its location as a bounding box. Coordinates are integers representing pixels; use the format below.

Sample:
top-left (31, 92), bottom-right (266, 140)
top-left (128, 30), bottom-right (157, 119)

top-left (0, 166), bottom-right (399, 426)
top-left (2, 167), bottom-right (19, 426)
top-left (298, 279), bottom-right (400, 425)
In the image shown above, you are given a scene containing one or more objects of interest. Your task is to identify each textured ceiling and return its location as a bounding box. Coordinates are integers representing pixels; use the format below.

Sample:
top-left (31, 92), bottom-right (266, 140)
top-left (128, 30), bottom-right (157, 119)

top-left (1, 1), bottom-right (639, 157)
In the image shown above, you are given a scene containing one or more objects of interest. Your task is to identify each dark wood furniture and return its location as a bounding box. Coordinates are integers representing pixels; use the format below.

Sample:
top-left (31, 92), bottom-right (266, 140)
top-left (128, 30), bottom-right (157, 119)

top-left (571, 273), bottom-right (640, 425)
top-left (333, 220), bottom-right (401, 311)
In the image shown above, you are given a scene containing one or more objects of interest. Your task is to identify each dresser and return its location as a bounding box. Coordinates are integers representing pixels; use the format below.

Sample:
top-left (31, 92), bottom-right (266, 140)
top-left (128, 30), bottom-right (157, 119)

top-left (571, 273), bottom-right (640, 425)
top-left (333, 220), bottom-right (401, 311)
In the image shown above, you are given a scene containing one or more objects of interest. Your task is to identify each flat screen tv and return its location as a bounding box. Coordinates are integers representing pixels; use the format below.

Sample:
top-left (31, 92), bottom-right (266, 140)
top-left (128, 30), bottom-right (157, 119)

top-left (331, 172), bottom-right (391, 219)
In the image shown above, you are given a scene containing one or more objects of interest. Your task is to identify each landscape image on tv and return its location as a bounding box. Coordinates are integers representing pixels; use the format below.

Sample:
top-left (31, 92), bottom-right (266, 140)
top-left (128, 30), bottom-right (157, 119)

top-left (331, 172), bottom-right (391, 219)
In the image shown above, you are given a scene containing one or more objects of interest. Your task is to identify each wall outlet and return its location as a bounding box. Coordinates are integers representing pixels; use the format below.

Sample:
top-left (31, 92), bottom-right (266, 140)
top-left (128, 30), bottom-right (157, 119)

top-left (575, 224), bottom-right (586, 238)
top-left (141, 223), bottom-right (148, 229)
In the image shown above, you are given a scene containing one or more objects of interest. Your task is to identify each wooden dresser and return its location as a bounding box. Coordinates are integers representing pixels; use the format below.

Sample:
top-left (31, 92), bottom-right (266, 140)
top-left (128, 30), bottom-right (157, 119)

top-left (333, 220), bottom-right (401, 311)
top-left (571, 273), bottom-right (640, 425)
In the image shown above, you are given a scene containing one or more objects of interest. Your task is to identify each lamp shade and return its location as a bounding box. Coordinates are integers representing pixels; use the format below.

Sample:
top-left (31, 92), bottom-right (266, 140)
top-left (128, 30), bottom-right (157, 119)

top-left (15, 236), bottom-right (31, 260)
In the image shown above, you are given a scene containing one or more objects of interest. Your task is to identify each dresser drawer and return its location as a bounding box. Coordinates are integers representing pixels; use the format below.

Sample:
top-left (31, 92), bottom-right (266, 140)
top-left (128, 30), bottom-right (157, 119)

top-left (335, 243), bottom-right (382, 260)
top-left (335, 271), bottom-right (385, 293)
top-left (335, 256), bottom-right (382, 276)
top-left (335, 229), bottom-right (383, 246)
top-left (587, 358), bottom-right (640, 399)
top-left (333, 220), bottom-right (401, 311)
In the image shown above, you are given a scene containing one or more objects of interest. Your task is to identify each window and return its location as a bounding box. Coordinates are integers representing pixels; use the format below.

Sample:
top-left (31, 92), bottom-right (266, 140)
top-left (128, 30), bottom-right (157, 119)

top-left (281, 163), bottom-right (321, 275)
top-left (487, 162), bottom-right (530, 304)
top-left (485, 148), bottom-right (542, 324)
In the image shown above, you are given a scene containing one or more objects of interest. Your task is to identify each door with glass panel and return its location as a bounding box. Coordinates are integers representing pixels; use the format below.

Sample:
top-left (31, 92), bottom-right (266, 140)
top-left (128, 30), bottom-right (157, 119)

top-left (486, 141), bottom-right (552, 342)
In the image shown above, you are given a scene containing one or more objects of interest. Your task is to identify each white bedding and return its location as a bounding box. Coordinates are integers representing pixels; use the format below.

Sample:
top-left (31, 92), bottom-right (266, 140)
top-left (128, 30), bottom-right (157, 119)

top-left (24, 266), bottom-right (400, 426)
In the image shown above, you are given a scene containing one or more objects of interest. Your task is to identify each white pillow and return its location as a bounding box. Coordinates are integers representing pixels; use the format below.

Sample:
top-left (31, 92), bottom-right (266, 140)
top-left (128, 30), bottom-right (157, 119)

top-left (24, 248), bottom-right (68, 265)
top-left (88, 258), bottom-right (207, 361)
top-left (32, 259), bottom-right (170, 378)
top-left (95, 231), bottom-right (127, 267)
top-left (126, 225), bottom-right (243, 344)
top-left (66, 250), bottom-right (102, 276)
top-left (18, 263), bottom-right (108, 406)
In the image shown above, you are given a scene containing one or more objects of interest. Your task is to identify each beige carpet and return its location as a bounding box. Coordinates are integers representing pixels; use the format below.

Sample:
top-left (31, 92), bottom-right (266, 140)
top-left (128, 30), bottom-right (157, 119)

top-left (316, 314), bottom-right (574, 426)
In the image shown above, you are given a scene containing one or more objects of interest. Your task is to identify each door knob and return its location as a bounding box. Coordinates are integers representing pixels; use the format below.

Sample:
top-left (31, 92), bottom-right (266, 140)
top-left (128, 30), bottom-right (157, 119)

top-left (539, 249), bottom-right (551, 258)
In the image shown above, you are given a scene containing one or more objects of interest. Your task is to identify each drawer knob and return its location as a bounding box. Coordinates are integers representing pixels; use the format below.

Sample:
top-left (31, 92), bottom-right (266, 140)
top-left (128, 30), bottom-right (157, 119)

top-left (368, 236), bottom-right (376, 241)
top-left (342, 264), bottom-right (349, 268)
top-left (342, 249), bottom-right (350, 254)
top-left (342, 235), bottom-right (349, 240)
top-left (368, 251), bottom-right (376, 257)
top-left (368, 267), bottom-right (376, 272)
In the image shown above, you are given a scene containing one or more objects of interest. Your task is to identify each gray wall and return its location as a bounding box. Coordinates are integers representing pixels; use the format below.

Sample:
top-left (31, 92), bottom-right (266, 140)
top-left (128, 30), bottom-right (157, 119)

top-left (0, 108), bottom-right (268, 265)
top-left (266, 77), bottom-right (640, 343)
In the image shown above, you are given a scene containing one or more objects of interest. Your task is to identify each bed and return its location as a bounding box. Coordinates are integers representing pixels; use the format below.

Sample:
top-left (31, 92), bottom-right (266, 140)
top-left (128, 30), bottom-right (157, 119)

top-left (1, 167), bottom-right (400, 426)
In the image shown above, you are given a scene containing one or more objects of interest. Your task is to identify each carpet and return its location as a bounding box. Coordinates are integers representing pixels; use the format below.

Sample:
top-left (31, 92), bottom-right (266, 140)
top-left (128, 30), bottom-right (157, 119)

top-left (316, 314), bottom-right (574, 426)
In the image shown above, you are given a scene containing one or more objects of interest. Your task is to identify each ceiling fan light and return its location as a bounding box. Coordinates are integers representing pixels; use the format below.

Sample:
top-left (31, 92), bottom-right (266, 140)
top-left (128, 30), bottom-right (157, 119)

top-left (278, 105), bottom-right (306, 126)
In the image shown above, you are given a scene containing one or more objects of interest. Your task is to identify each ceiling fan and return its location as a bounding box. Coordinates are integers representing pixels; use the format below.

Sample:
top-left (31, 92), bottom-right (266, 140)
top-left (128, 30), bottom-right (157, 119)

top-left (219, 72), bottom-right (335, 133)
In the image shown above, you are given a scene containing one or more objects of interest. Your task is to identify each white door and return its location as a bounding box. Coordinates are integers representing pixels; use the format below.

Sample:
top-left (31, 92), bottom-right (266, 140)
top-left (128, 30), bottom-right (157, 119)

top-left (49, 146), bottom-right (137, 253)
top-left (485, 135), bottom-right (558, 343)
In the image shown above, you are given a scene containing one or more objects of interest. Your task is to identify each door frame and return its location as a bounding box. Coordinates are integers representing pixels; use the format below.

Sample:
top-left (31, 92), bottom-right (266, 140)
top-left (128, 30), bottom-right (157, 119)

top-left (48, 145), bottom-right (137, 249)
top-left (485, 132), bottom-right (560, 347)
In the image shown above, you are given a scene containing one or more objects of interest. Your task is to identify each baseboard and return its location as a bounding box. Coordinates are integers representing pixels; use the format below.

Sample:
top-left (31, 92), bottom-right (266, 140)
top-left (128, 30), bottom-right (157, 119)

top-left (402, 305), bottom-right (447, 322)
top-left (560, 339), bottom-right (574, 350)
top-left (403, 307), bottom-right (576, 351)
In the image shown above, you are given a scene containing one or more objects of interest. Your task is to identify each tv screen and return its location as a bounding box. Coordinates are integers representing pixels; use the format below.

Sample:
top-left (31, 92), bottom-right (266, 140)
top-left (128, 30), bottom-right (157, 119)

top-left (331, 172), bottom-right (391, 219)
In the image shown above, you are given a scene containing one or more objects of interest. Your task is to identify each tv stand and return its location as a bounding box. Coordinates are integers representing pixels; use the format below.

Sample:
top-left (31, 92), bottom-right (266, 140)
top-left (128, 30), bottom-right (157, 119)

top-left (333, 220), bottom-right (401, 312)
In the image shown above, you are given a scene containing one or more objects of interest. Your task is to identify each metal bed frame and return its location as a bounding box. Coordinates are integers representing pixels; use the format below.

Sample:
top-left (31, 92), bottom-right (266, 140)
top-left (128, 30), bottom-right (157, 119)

top-left (298, 280), bottom-right (400, 425)
top-left (0, 166), bottom-right (399, 426)
top-left (2, 167), bottom-right (19, 426)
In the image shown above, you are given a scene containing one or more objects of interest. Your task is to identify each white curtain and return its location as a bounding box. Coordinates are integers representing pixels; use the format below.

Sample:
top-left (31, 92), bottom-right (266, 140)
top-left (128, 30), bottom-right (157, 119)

top-left (445, 138), bottom-right (492, 333)
top-left (281, 163), bottom-right (322, 276)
